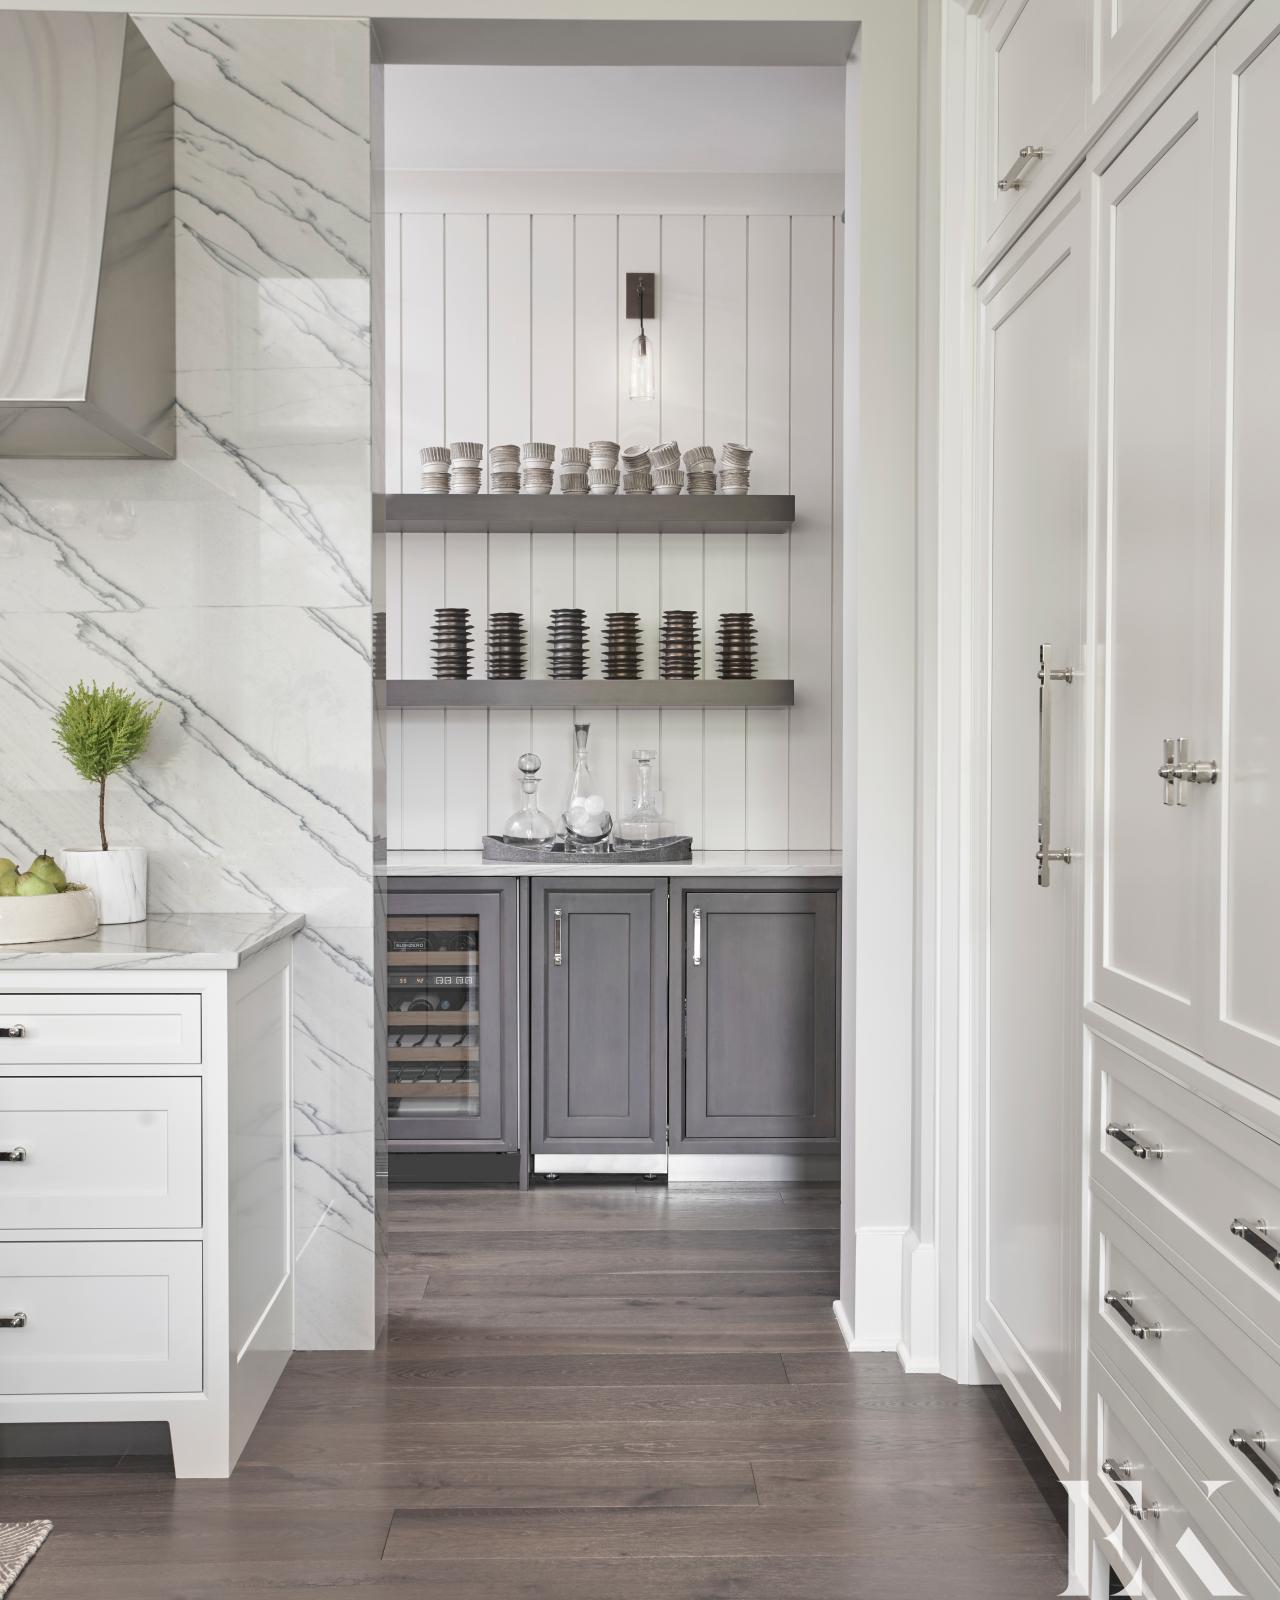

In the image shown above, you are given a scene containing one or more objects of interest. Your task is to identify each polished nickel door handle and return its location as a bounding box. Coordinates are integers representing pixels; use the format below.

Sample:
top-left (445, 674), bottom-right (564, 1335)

top-left (0, 1312), bottom-right (26, 1328)
top-left (692, 906), bottom-right (702, 967)
top-left (1231, 1218), bottom-right (1280, 1269)
top-left (1107, 1121), bottom-right (1164, 1161)
top-left (998, 145), bottom-right (1046, 191)
top-left (1102, 1458), bottom-right (1161, 1520)
top-left (0, 1147), bottom-right (26, 1162)
top-left (1229, 1430), bottom-right (1280, 1497)
top-left (553, 908), bottom-right (563, 967)
top-left (1158, 737), bottom-right (1219, 806)
top-left (0, 1025), bottom-right (25, 1039)
top-left (1037, 644), bottom-right (1075, 887)
top-left (1104, 1290), bottom-right (1163, 1341)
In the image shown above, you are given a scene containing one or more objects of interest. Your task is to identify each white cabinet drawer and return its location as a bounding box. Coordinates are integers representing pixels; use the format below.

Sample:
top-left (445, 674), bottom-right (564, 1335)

top-left (1093, 1030), bottom-right (1280, 1346)
top-left (1094, 1201), bottom-right (1280, 1583)
top-left (0, 994), bottom-right (201, 1066)
top-left (0, 1078), bottom-right (201, 1230)
top-left (1091, 1356), bottom-right (1277, 1600)
top-left (979, 0), bottom-right (1090, 258)
top-left (0, 1241), bottom-right (202, 1394)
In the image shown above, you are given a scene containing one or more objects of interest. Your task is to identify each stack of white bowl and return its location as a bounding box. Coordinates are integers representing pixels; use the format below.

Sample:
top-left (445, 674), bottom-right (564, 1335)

top-left (683, 445), bottom-right (717, 495)
top-left (650, 440), bottom-right (683, 496)
top-left (521, 442), bottom-right (555, 494)
top-left (489, 444), bottom-right (520, 494)
top-left (588, 439), bottom-right (620, 496)
top-left (559, 446), bottom-right (590, 494)
top-left (449, 442), bottom-right (483, 493)
top-left (620, 444), bottom-right (652, 495)
top-left (420, 446), bottom-right (451, 493)
top-left (718, 442), bottom-right (752, 495)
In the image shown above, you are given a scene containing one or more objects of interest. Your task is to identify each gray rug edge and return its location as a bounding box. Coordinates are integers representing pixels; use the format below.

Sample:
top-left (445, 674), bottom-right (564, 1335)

top-left (0, 1522), bottom-right (53, 1598)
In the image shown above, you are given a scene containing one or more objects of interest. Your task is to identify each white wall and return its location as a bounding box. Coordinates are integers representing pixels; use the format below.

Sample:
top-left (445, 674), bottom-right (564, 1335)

top-left (384, 199), bottom-right (842, 850)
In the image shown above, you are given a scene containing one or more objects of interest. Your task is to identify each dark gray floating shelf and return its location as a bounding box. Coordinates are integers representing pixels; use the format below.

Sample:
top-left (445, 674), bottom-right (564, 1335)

top-left (377, 492), bottom-right (795, 535)
top-left (387, 679), bottom-right (795, 709)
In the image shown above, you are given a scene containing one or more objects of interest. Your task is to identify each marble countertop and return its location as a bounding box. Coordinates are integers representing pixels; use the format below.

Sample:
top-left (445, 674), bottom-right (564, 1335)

top-left (382, 850), bottom-right (842, 880)
top-left (0, 911), bottom-right (304, 970)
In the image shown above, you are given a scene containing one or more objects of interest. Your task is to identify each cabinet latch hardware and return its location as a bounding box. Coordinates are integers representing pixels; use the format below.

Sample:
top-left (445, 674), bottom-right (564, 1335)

top-left (0, 1312), bottom-right (26, 1329)
top-left (1230, 1218), bottom-right (1280, 1269)
top-left (1036, 644), bottom-right (1076, 886)
top-left (1106, 1121), bottom-right (1164, 1161)
top-left (0, 1147), bottom-right (26, 1163)
top-left (1229, 1430), bottom-right (1280, 1497)
top-left (998, 145), bottom-right (1046, 192)
top-left (0, 1025), bottom-right (25, 1039)
top-left (1158, 737), bottom-right (1218, 805)
top-left (1104, 1289), bottom-right (1162, 1341)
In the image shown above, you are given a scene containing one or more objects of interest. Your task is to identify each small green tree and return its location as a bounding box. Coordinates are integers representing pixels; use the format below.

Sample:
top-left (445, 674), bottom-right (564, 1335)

top-left (52, 682), bottom-right (160, 852)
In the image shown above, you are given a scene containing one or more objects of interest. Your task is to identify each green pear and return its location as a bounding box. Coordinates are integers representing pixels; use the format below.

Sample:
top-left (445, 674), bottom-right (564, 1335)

top-left (0, 858), bottom-right (16, 877)
top-left (0, 868), bottom-right (18, 896)
top-left (15, 872), bottom-right (58, 897)
top-left (28, 852), bottom-right (66, 890)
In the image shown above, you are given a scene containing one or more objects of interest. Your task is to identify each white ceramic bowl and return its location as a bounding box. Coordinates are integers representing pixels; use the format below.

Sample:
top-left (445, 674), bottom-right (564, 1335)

top-left (683, 445), bottom-right (715, 468)
top-left (449, 441), bottom-right (483, 461)
top-left (419, 445), bottom-right (451, 464)
top-left (0, 885), bottom-right (99, 945)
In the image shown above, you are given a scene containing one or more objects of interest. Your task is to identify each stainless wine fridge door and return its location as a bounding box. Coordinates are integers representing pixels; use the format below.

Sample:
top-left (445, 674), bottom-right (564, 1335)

top-left (386, 889), bottom-right (512, 1146)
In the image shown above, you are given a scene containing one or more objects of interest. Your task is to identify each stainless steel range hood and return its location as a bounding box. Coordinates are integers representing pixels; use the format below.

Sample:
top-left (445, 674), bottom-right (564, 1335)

top-left (0, 13), bottom-right (174, 459)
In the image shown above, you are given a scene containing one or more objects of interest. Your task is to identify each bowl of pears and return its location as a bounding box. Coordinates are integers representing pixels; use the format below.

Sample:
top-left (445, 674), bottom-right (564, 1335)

top-left (0, 852), bottom-right (99, 945)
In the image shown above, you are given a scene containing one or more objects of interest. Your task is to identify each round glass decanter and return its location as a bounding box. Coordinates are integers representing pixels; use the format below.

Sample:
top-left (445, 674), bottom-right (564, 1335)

top-left (614, 748), bottom-right (667, 847)
top-left (502, 752), bottom-right (557, 847)
top-left (561, 722), bottom-right (612, 849)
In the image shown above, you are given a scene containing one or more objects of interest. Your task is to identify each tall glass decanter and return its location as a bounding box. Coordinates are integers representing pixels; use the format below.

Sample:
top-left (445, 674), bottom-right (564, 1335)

top-left (613, 748), bottom-right (667, 847)
top-left (502, 752), bottom-right (557, 847)
top-left (561, 722), bottom-right (612, 849)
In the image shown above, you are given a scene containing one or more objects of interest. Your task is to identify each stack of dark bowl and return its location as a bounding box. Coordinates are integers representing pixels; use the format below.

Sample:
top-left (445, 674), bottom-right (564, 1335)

top-left (659, 610), bottom-right (700, 679)
top-left (432, 608), bottom-right (473, 679)
top-left (547, 608), bottom-right (588, 679)
top-left (486, 613), bottom-right (527, 680)
top-left (602, 613), bottom-right (643, 679)
top-left (715, 612), bottom-right (758, 679)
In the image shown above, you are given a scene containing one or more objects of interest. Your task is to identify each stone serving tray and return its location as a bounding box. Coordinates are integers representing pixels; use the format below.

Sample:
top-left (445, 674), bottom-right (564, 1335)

top-left (481, 835), bottom-right (693, 864)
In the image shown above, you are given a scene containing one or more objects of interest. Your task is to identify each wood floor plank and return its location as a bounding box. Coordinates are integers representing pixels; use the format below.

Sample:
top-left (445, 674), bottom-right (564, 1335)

top-left (280, 1351), bottom-right (789, 1388)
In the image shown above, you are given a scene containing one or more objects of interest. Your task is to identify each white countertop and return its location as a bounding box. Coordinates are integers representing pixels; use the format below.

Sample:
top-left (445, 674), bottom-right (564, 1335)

top-left (382, 850), bottom-right (842, 879)
top-left (0, 911), bottom-right (305, 970)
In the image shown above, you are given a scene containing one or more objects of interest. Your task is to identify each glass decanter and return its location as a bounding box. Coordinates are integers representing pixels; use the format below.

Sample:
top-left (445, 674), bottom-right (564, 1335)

top-left (561, 722), bottom-right (612, 849)
top-left (613, 748), bottom-right (667, 848)
top-left (501, 752), bottom-right (557, 847)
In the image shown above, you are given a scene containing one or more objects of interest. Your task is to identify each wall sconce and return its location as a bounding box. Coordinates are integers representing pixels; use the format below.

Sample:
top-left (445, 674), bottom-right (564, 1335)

top-left (626, 272), bottom-right (656, 402)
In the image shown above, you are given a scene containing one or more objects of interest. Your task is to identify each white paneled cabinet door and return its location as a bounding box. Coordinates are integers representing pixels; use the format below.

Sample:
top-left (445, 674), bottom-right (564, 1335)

top-left (976, 185), bottom-right (1088, 1479)
top-left (1202, 0), bottom-right (1280, 1098)
top-left (1091, 60), bottom-right (1214, 1054)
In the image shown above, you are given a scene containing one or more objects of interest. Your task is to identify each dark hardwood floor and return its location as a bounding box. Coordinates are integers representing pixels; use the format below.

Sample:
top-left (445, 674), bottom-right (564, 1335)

top-left (4, 1184), bottom-right (1068, 1597)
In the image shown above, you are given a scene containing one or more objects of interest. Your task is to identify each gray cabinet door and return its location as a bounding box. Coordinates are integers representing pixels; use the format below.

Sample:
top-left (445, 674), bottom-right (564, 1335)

top-left (679, 889), bottom-right (838, 1146)
top-left (531, 881), bottom-right (666, 1153)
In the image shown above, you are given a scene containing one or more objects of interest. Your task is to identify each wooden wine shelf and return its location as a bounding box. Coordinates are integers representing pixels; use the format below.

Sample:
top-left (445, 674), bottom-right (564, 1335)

top-left (386, 679), bottom-right (794, 710)
top-left (377, 492), bottom-right (795, 536)
top-left (387, 1011), bottom-right (479, 1027)
top-left (387, 950), bottom-right (479, 966)
top-left (388, 1045), bottom-right (480, 1063)
top-left (388, 1081), bottom-right (480, 1101)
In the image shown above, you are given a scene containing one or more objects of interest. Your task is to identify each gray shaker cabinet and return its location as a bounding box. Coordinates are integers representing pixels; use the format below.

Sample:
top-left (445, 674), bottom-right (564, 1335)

top-left (672, 883), bottom-right (839, 1151)
top-left (530, 879), bottom-right (667, 1155)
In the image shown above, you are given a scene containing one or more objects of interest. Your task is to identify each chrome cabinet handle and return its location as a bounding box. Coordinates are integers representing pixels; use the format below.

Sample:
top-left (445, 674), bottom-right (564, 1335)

top-left (1102, 1458), bottom-right (1160, 1520)
top-left (692, 906), bottom-right (702, 967)
top-left (998, 145), bottom-right (1045, 192)
top-left (1105, 1290), bottom-right (1163, 1341)
top-left (1229, 1430), bottom-right (1280, 1497)
top-left (1036, 644), bottom-right (1075, 887)
top-left (553, 908), bottom-right (563, 967)
top-left (1107, 1121), bottom-right (1164, 1161)
top-left (0, 1312), bottom-right (26, 1328)
top-left (1231, 1218), bottom-right (1280, 1270)
top-left (0, 1025), bottom-right (25, 1039)
top-left (1158, 737), bottom-right (1219, 806)
top-left (0, 1147), bottom-right (26, 1163)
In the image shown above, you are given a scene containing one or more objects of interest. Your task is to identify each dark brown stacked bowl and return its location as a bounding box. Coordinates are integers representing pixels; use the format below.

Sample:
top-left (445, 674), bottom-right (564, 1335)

top-left (486, 613), bottom-right (527, 680)
top-left (715, 612), bottom-right (758, 680)
top-left (432, 608), bottom-right (473, 680)
top-left (602, 613), bottom-right (643, 679)
top-left (547, 608), bottom-right (588, 679)
top-left (659, 610), bottom-right (701, 679)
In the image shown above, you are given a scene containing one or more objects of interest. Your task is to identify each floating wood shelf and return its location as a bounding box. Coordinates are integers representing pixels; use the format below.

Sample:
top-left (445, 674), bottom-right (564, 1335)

top-left (386, 679), bottom-right (795, 709)
top-left (377, 492), bottom-right (795, 535)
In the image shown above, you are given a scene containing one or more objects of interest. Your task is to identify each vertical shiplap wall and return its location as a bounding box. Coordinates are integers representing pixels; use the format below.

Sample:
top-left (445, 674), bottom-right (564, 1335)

top-left (385, 204), bottom-right (841, 849)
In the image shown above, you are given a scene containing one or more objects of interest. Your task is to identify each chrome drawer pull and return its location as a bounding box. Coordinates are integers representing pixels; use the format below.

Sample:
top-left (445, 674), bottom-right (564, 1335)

top-left (0, 1312), bottom-right (26, 1329)
top-left (1103, 1458), bottom-right (1161, 1520)
top-left (0, 1025), bottom-right (25, 1039)
top-left (0, 1147), bottom-right (26, 1162)
top-left (1229, 1431), bottom-right (1280, 1497)
top-left (1036, 644), bottom-right (1076, 887)
top-left (1104, 1290), bottom-right (1162, 1341)
top-left (553, 908), bottom-right (563, 967)
top-left (692, 906), bottom-right (702, 967)
top-left (1107, 1121), bottom-right (1164, 1161)
top-left (997, 145), bottom-right (1045, 192)
top-left (1230, 1219), bottom-right (1280, 1270)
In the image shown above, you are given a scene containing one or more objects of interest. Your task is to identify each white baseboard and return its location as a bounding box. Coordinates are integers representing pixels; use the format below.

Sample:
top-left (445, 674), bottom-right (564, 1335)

top-left (835, 1226), bottom-right (909, 1351)
top-left (667, 1153), bottom-right (838, 1183)
top-left (898, 1230), bottom-right (940, 1372)
top-left (832, 1297), bottom-right (855, 1351)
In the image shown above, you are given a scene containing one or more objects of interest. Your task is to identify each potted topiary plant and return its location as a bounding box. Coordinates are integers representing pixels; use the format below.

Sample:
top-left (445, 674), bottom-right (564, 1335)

top-left (54, 681), bottom-right (160, 924)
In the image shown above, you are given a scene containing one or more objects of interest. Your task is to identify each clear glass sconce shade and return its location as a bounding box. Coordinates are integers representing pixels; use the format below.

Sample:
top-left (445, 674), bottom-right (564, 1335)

top-left (629, 330), bottom-right (655, 401)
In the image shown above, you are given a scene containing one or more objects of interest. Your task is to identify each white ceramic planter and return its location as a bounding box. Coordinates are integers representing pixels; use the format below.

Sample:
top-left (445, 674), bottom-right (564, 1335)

top-left (61, 847), bottom-right (148, 924)
top-left (0, 886), bottom-right (99, 945)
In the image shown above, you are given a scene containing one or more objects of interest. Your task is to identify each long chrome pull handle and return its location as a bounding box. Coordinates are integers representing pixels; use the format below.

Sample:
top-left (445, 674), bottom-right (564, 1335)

top-left (1231, 1218), bottom-right (1280, 1270)
top-left (553, 908), bottom-right (563, 967)
top-left (1106, 1121), bottom-right (1164, 1161)
top-left (0, 1312), bottom-right (26, 1328)
top-left (1036, 644), bottom-right (1075, 887)
top-left (0, 1025), bottom-right (25, 1039)
top-left (1229, 1431), bottom-right (1280, 1497)
top-left (1102, 1459), bottom-right (1160, 1520)
top-left (1104, 1289), bottom-right (1163, 1341)
top-left (1158, 737), bottom-right (1219, 806)
top-left (997, 145), bottom-right (1045, 192)
top-left (692, 907), bottom-right (702, 967)
top-left (0, 1147), bottom-right (26, 1163)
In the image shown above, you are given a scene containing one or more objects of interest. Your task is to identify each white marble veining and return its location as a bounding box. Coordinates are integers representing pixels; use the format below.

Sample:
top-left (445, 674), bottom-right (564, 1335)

top-left (383, 849), bottom-right (844, 879)
top-left (0, 910), bottom-right (302, 969)
top-left (0, 19), bottom-right (377, 1348)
